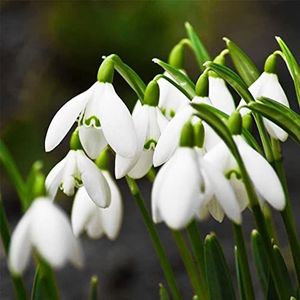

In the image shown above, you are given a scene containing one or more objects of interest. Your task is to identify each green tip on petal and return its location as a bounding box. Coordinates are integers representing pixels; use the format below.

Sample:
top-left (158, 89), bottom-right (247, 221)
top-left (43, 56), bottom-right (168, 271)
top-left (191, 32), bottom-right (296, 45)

top-left (70, 129), bottom-right (82, 150)
top-left (264, 53), bottom-right (277, 74)
top-left (97, 58), bottom-right (114, 83)
top-left (95, 147), bottom-right (110, 171)
top-left (242, 113), bottom-right (252, 131)
top-left (179, 120), bottom-right (194, 147)
top-left (195, 72), bottom-right (208, 97)
top-left (228, 111), bottom-right (242, 135)
top-left (193, 121), bottom-right (205, 148)
top-left (144, 80), bottom-right (159, 106)
top-left (168, 42), bottom-right (185, 69)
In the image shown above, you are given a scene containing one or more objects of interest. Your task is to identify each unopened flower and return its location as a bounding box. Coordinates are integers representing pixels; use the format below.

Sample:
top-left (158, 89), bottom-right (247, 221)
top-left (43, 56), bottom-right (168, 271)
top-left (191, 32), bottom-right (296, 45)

top-left (46, 149), bottom-right (111, 208)
top-left (45, 59), bottom-right (137, 159)
top-left (71, 171), bottom-right (122, 240)
top-left (9, 198), bottom-right (83, 275)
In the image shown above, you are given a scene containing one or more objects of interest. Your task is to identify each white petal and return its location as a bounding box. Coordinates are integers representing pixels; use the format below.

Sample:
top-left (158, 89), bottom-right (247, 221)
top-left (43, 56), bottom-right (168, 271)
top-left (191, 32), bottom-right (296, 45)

top-left (97, 83), bottom-right (137, 158)
top-left (156, 108), bottom-right (169, 132)
top-left (153, 104), bottom-right (193, 166)
top-left (61, 150), bottom-right (78, 196)
top-left (79, 126), bottom-right (107, 159)
top-left (153, 148), bottom-right (204, 229)
top-left (115, 154), bottom-right (138, 179)
top-left (45, 87), bottom-right (91, 152)
top-left (230, 177), bottom-right (249, 211)
top-left (235, 136), bottom-right (285, 210)
top-left (8, 212), bottom-right (32, 274)
top-left (101, 171), bottom-right (123, 240)
top-left (202, 159), bottom-right (241, 223)
top-left (85, 213), bottom-right (104, 239)
top-left (263, 118), bottom-right (288, 142)
top-left (45, 157), bottom-right (66, 199)
top-left (208, 77), bottom-right (235, 115)
top-left (76, 150), bottom-right (111, 208)
top-left (30, 199), bottom-right (83, 269)
top-left (71, 187), bottom-right (97, 237)
top-left (203, 122), bottom-right (221, 151)
top-left (207, 197), bottom-right (225, 223)
top-left (128, 150), bottom-right (154, 179)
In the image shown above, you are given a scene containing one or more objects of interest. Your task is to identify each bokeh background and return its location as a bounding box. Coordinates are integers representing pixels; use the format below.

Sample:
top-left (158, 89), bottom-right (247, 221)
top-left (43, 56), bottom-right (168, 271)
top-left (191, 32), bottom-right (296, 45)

top-left (1, 1), bottom-right (300, 299)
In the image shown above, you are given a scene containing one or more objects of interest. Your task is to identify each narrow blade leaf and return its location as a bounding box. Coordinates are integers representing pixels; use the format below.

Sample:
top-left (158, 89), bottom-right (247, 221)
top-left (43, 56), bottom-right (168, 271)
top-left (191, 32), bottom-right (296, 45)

top-left (224, 38), bottom-right (260, 86)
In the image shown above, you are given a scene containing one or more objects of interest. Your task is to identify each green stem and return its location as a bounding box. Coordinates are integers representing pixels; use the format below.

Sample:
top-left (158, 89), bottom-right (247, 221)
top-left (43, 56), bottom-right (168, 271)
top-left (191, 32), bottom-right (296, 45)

top-left (232, 224), bottom-right (255, 300)
top-left (171, 231), bottom-right (203, 298)
top-left (0, 196), bottom-right (28, 300)
top-left (272, 140), bottom-right (300, 284)
top-left (125, 176), bottom-right (182, 300)
top-left (186, 221), bottom-right (208, 298)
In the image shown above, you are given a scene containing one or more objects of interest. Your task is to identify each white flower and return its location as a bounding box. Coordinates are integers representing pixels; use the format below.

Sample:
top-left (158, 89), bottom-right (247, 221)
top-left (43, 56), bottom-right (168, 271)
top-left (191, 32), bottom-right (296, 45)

top-left (8, 198), bottom-right (83, 275)
top-left (239, 72), bottom-right (289, 141)
top-left (71, 171), bottom-right (123, 240)
top-left (157, 75), bottom-right (190, 119)
top-left (208, 76), bottom-right (236, 115)
top-left (115, 101), bottom-right (168, 179)
top-left (205, 136), bottom-right (285, 210)
top-left (45, 149), bottom-right (111, 208)
top-left (153, 97), bottom-right (220, 167)
top-left (45, 82), bottom-right (138, 158)
top-left (152, 147), bottom-right (241, 229)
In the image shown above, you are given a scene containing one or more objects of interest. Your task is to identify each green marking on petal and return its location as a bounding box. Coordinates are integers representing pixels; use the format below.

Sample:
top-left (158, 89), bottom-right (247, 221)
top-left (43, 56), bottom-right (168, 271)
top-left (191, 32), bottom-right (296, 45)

top-left (144, 139), bottom-right (157, 150)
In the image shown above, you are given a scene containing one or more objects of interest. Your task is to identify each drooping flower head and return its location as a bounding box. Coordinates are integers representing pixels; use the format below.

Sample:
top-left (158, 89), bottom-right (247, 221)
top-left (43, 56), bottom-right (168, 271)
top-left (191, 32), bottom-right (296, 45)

top-left (45, 58), bottom-right (138, 159)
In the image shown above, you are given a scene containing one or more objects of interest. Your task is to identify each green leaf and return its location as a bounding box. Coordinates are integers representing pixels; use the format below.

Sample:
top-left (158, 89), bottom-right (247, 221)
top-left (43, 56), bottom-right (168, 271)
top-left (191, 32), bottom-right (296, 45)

top-left (248, 97), bottom-right (300, 145)
top-left (105, 54), bottom-right (146, 101)
top-left (185, 22), bottom-right (211, 70)
top-left (204, 233), bottom-right (236, 300)
top-left (89, 276), bottom-right (99, 300)
top-left (159, 283), bottom-right (170, 300)
top-left (204, 62), bottom-right (254, 103)
top-left (234, 247), bottom-right (246, 300)
top-left (224, 38), bottom-right (260, 86)
top-left (0, 139), bottom-right (28, 211)
top-left (153, 58), bottom-right (196, 98)
top-left (276, 37), bottom-right (300, 106)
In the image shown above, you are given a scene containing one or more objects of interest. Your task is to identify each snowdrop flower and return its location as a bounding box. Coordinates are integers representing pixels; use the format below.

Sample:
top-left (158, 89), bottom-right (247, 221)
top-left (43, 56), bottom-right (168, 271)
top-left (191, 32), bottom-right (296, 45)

top-left (9, 198), bottom-right (83, 275)
top-left (152, 121), bottom-right (241, 229)
top-left (205, 113), bottom-right (285, 211)
top-left (239, 54), bottom-right (289, 141)
top-left (71, 170), bottom-right (122, 240)
top-left (46, 146), bottom-right (111, 208)
top-left (45, 58), bottom-right (137, 159)
top-left (157, 73), bottom-right (190, 119)
top-left (115, 81), bottom-right (168, 179)
top-left (154, 74), bottom-right (221, 167)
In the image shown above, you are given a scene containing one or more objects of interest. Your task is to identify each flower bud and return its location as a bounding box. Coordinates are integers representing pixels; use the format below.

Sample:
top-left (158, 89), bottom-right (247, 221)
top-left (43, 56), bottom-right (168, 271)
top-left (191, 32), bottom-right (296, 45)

top-left (168, 42), bottom-right (185, 69)
top-left (228, 111), bottom-right (242, 135)
top-left (193, 121), bottom-right (205, 148)
top-left (95, 147), bottom-right (110, 171)
top-left (242, 113), bottom-right (252, 131)
top-left (97, 58), bottom-right (114, 83)
top-left (70, 129), bottom-right (82, 150)
top-left (144, 80), bottom-right (159, 106)
top-left (179, 120), bottom-right (194, 147)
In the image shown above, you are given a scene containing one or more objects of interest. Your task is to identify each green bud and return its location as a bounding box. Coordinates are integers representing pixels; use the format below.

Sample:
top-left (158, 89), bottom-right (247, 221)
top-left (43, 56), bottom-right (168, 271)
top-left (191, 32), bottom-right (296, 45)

top-left (95, 147), bottom-right (110, 170)
top-left (264, 53), bottom-right (277, 74)
top-left (179, 120), bottom-right (194, 147)
top-left (193, 121), bottom-right (205, 148)
top-left (242, 113), bottom-right (252, 131)
top-left (70, 129), bottom-right (82, 150)
top-left (228, 111), bottom-right (242, 135)
top-left (195, 73), bottom-right (208, 97)
top-left (168, 42), bottom-right (185, 69)
top-left (32, 173), bottom-right (46, 199)
top-left (97, 58), bottom-right (114, 83)
top-left (209, 50), bottom-right (228, 78)
top-left (27, 161), bottom-right (47, 200)
top-left (144, 80), bottom-right (159, 106)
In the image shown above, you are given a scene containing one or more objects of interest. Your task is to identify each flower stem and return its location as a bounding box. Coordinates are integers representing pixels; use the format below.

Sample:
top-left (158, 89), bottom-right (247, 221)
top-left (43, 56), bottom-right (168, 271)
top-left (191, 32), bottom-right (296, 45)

top-left (232, 223), bottom-right (255, 300)
top-left (271, 139), bottom-right (300, 284)
top-left (125, 176), bottom-right (182, 300)
top-left (186, 221), bottom-right (208, 298)
top-left (171, 230), bottom-right (205, 299)
top-left (0, 196), bottom-right (28, 300)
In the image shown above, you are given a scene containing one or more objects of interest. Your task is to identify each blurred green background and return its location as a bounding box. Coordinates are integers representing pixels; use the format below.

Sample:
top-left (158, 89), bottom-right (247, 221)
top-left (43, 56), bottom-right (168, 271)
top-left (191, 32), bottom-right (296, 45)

top-left (1, 1), bottom-right (300, 299)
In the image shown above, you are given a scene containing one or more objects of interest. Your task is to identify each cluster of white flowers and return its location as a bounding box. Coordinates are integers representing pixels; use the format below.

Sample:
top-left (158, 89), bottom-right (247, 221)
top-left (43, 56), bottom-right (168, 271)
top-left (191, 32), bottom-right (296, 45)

top-left (8, 54), bottom-right (287, 275)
